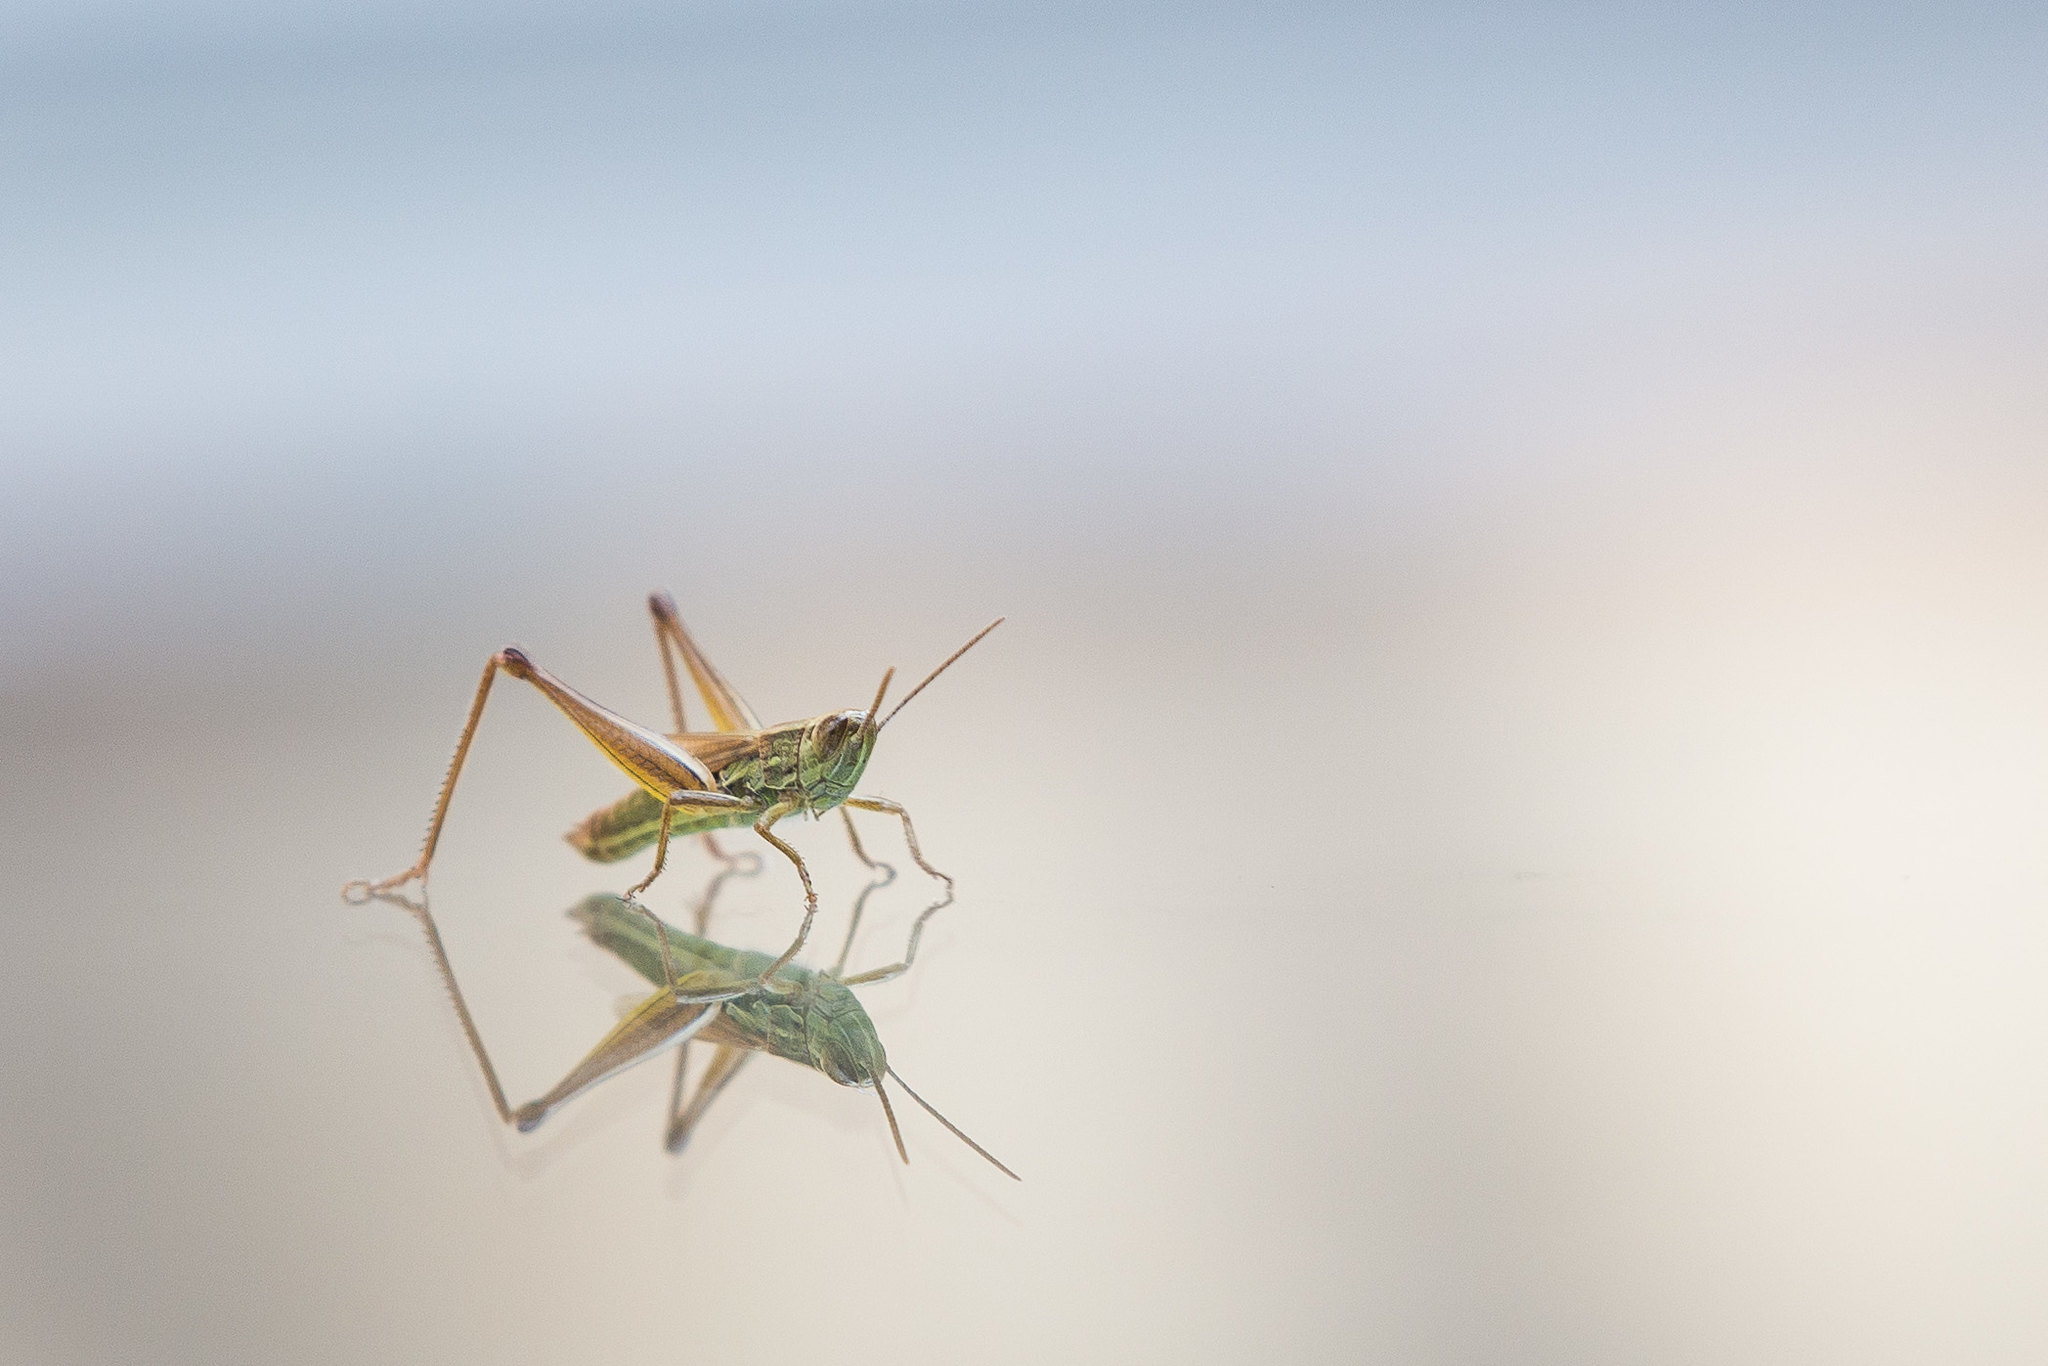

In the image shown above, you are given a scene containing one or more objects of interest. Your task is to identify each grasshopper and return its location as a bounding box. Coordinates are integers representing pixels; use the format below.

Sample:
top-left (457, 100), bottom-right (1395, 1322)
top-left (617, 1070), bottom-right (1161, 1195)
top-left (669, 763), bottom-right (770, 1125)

top-left (378, 885), bottom-right (1017, 1177)
top-left (344, 592), bottom-right (1002, 1001)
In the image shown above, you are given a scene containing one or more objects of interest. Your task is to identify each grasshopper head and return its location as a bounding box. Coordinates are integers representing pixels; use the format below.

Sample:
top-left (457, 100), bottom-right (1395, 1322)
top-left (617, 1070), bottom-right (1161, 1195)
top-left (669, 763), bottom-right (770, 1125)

top-left (794, 620), bottom-right (1003, 809)
top-left (797, 661), bottom-right (890, 803)
top-left (805, 979), bottom-right (888, 1087)
top-left (797, 707), bottom-right (880, 806)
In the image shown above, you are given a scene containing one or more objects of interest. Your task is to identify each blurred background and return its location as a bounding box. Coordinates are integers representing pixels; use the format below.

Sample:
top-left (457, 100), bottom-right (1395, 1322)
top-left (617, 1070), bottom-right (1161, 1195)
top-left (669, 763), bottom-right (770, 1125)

top-left (3, 2), bottom-right (2047, 1361)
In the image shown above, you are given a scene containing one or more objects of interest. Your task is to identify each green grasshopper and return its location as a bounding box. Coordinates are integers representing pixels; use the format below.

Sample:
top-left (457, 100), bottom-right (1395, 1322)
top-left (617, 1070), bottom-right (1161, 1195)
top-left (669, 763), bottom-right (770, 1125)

top-left (384, 887), bottom-right (1017, 1177)
top-left (345, 592), bottom-right (1002, 1001)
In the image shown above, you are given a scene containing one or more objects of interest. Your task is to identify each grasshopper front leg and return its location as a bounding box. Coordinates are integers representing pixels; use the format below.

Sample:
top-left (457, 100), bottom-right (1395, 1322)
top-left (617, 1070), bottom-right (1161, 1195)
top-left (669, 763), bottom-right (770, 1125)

top-left (835, 796), bottom-right (956, 987)
top-left (830, 807), bottom-right (898, 976)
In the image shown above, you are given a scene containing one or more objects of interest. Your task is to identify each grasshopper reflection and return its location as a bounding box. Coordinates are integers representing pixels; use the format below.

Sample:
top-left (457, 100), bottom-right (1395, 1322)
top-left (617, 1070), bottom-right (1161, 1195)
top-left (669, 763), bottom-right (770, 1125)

top-left (345, 592), bottom-right (1002, 1000)
top-left (380, 887), bottom-right (1017, 1178)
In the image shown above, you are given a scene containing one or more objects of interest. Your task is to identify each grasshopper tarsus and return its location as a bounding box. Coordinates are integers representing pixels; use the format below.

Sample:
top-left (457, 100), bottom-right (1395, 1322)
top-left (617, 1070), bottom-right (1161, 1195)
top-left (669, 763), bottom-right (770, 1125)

top-left (340, 867), bottom-right (424, 904)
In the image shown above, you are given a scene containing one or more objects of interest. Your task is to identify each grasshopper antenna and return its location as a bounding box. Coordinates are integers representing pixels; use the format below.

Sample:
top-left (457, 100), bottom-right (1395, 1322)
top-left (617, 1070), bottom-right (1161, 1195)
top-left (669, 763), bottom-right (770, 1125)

top-left (863, 667), bottom-right (895, 733)
top-left (875, 1077), bottom-right (910, 1164)
top-left (879, 618), bottom-right (1005, 730)
top-left (888, 1066), bottom-right (1020, 1180)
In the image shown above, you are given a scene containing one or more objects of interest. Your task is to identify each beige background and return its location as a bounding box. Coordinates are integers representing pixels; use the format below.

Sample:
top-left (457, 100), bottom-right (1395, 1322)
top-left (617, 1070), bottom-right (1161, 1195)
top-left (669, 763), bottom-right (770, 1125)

top-left (4, 5), bottom-right (2048, 1362)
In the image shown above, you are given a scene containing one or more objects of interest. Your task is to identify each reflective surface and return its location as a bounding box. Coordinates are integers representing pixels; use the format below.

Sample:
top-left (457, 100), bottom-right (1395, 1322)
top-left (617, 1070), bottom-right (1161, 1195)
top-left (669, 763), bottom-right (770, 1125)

top-left (4, 6), bottom-right (2048, 1362)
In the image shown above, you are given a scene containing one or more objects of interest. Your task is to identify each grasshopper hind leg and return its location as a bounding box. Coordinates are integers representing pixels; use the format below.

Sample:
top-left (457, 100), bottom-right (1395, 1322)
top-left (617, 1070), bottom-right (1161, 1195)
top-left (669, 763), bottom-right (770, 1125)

top-left (357, 888), bottom-right (517, 1128)
top-left (666, 1044), bottom-right (753, 1153)
top-left (342, 651), bottom-right (516, 902)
